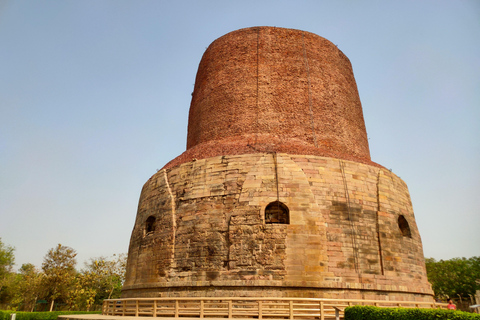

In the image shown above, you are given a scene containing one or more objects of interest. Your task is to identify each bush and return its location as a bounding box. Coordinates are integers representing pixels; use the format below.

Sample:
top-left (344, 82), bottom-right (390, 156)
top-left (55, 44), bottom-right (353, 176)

top-left (345, 305), bottom-right (480, 320)
top-left (0, 311), bottom-right (100, 320)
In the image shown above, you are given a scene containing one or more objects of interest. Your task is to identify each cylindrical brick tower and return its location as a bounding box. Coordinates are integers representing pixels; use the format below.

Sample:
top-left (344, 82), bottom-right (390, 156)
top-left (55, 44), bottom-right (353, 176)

top-left (122, 27), bottom-right (433, 301)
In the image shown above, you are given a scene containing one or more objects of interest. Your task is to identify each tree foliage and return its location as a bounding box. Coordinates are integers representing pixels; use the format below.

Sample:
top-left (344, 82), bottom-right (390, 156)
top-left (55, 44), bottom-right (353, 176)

top-left (70, 254), bottom-right (126, 311)
top-left (0, 238), bottom-right (15, 289)
top-left (0, 238), bottom-right (15, 305)
top-left (0, 241), bottom-right (126, 311)
top-left (16, 263), bottom-right (44, 311)
top-left (84, 254), bottom-right (126, 301)
top-left (41, 244), bottom-right (77, 311)
top-left (425, 256), bottom-right (480, 299)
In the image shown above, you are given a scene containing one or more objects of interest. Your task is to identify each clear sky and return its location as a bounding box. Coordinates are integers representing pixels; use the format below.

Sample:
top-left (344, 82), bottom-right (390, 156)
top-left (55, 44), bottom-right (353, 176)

top-left (1, 1), bottom-right (479, 270)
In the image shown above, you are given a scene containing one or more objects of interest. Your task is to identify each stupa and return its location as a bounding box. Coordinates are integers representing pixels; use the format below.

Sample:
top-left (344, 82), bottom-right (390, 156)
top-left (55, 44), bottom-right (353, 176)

top-left (122, 27), bottom-right (433, 301)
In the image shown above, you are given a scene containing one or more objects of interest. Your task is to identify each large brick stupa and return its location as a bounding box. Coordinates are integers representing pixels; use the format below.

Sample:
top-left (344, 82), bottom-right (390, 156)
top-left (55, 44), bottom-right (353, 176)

top-left (122, 27), bottom-right (434, 301)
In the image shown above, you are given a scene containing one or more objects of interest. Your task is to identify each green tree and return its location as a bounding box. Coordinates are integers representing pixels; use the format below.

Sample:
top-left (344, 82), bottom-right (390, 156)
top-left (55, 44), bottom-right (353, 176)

top-left (14, 263), bottom-right (44, 311)
top-left (90, 253), bottom-right (126, 300)
top-left (70, 271), bottom-right (98, 311)
top-left (71, 254), bottom-right (126, 310)
top-left (425, 256), bottom-right (480, 299)
top-left (0, 238), bottom-right (15, 290)
top-left (0, 238), bottom-right (15, 307)
top-left (41, 244), bottom-right (77, 311)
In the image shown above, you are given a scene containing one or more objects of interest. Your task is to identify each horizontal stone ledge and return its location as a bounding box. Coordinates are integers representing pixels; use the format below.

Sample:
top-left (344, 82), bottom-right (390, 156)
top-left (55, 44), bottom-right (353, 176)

top-left (122, 280), bottom-right (431, 294)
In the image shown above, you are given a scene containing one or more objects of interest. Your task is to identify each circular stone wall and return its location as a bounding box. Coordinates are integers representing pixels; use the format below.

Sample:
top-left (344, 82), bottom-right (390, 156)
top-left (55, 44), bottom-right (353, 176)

top-left (122, 153), bottom-right (433, 301)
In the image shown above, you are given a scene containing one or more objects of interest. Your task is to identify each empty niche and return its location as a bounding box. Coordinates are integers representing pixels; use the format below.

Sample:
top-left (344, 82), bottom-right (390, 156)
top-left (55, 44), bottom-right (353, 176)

top-left (145, 216), bottom-right (156, 235)
top-left (398, 215), bottom-right (411, 238)
top-left (265, 201), bottom-right (289, 224)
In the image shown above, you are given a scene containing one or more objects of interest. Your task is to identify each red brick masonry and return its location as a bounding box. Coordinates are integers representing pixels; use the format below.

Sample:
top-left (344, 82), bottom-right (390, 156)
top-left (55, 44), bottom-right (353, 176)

top-left (165, 27), bottom-right (373, 170)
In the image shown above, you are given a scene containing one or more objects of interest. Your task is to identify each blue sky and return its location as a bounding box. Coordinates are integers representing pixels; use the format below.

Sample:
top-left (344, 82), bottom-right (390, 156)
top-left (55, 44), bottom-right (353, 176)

top-left (1, 1), bottom-right (479, 269)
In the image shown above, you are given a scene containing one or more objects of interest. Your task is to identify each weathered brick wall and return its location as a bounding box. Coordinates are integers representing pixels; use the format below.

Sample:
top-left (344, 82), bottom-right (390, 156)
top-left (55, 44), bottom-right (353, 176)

top-left (123, 153), bottom-right (433, 301)
top-left (165, 27), bottom-right (373, 170)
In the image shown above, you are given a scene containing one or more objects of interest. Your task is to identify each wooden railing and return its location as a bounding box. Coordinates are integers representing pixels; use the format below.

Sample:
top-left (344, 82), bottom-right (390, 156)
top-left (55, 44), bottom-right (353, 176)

top-left (102, 297), bottom-right (447, 319)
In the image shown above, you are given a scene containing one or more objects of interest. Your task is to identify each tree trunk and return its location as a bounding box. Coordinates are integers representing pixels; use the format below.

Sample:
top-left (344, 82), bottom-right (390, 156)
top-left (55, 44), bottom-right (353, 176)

top-left (31, 296), bottom-right (37, 312)
top-left (49, 299), bottom-right (55, 312)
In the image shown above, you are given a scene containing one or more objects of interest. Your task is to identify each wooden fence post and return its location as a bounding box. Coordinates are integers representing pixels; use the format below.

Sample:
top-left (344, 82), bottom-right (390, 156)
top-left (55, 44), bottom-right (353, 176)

top-left (258, 300), bottom-right (262, 319)
top-left (100, 297), bottom-right (448, 319)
